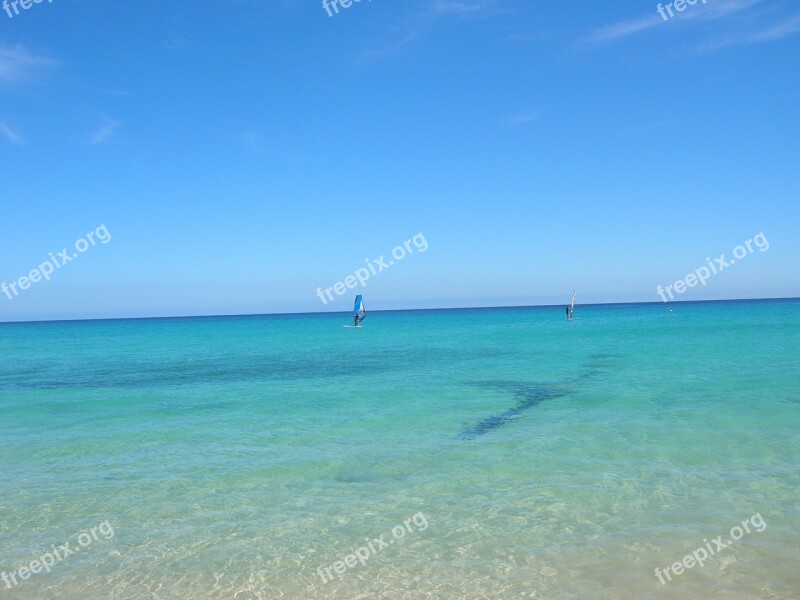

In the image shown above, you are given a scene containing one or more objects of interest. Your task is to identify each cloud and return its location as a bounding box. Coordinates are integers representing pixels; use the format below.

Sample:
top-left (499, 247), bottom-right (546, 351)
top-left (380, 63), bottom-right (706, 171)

top-left (0, 44), bottom-right (56, 86)
top-left (90, 119), bottom-right (119, 144)
top-left (693, 0), bottom-right (764, 20)
top-left (365, 0), bottom-right (508, 58)
top-left (743, 12), bottom-right (800, 43)
top-left (507, 113), bottom-right (538, 126)
top-left (418, 1), bottom-right (487, 18)
top-left (696, 11), bottom-right (800, 51)
top-left (90, 87), bottom-right (133, 98)
top-left (0, 122), bottom-right (23, 144)
top-left (587, 16), bottom-right (660, 43)
top-left (586, 0), bottom-right (766, 44)
top-left (164, 33), bottom-right (191, 51)
top-left (238, 131), bottom-right (268, 152)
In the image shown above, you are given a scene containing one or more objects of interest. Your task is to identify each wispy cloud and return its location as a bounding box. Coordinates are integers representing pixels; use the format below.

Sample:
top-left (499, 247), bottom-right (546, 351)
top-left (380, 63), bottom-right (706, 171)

top-left (365, 0), bottom-right (508, 58)
top-left (694, 0), bottom-right (764, 20)
top-left (418, 1), bottom-right (487, 18)
top-left (742, 12), bottom-right (800, 43)
top-left (0, 44), bottom-right (57, 86)
top-left (238, 131), bottom-right (268, 152)
top-left (697, 12), bottom-right (800, 50)
top-left (90, 87), bottom-right (133, 98)
top-left (90, 119), bottom-right (119, 144)
top-left (0, 122), bottom-right (23, 144)
top-left (164, 33), bottom-right (191, 52)
top-left (587, 16), bottom-right (660, 43)
top-left (587, 0), bottom-right (766, 44)
top-left (507, 113), bottom-right (538, 126)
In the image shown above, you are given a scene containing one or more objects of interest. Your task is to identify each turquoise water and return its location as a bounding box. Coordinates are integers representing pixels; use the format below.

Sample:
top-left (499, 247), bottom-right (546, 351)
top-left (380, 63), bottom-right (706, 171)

top-left (1, 300), bottom-right (798, 599)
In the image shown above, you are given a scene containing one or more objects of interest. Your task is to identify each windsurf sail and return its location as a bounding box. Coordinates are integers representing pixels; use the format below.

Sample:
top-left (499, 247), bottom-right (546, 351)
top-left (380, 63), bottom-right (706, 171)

top-left (353, 295), bottom-right (366, 321)
top-left (571, 291), bottom-right (576, 313)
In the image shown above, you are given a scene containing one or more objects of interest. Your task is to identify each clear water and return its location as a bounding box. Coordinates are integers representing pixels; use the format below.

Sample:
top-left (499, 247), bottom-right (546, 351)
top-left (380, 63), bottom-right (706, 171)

top-left (1, 300), bottom-right (798, 599)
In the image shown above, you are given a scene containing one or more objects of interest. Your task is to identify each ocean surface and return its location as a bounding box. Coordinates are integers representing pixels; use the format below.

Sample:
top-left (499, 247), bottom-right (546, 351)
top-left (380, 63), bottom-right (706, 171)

top-left (1, 300), bottom-right (798, 599)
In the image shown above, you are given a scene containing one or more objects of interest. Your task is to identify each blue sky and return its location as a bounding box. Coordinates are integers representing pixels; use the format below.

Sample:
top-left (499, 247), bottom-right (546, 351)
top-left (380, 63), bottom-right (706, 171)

top-left (1, 0), bottom-right (799, 321)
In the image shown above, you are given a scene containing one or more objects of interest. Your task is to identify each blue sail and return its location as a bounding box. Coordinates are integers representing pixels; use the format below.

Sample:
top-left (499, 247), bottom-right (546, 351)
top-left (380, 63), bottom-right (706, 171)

top-left (353, 295), bottom-right (366, 320)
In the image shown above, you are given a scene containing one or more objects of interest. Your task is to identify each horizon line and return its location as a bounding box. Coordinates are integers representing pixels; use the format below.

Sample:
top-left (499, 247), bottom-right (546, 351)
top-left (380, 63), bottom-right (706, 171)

top-left (1, 295), bottom-right (797, 326)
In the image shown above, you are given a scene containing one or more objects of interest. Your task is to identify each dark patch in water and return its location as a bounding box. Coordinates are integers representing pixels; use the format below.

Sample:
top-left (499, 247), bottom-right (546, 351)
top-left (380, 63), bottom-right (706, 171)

top-left (156, 400), bottom-right (235, 413)
top-left (461, 363), bottom-right (605, 440)
top-left (460, 382), bottom-right (567, 439)
top-left (0, 346), bottom-right (502, 391)
top-left (582, 361), bottom-right (611, 369)
top-left (565, 369), bottom-right (602, 383)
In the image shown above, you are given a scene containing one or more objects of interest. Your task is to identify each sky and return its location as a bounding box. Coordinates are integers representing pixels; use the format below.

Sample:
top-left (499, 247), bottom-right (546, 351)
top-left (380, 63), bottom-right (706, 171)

top-left (1, 0), bottom-right (799, 322)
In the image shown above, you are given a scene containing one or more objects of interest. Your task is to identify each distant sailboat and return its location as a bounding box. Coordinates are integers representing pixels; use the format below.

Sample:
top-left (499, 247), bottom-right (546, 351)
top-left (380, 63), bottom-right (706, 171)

top-left (566, 291), bottom-right (576, 320)
top-left (353, 295), bottom-right (366, 327)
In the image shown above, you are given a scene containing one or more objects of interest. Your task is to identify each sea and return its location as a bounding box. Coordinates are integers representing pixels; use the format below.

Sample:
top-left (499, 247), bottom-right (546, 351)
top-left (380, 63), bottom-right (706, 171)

top-left (1, 299), bottom-right (798, 599)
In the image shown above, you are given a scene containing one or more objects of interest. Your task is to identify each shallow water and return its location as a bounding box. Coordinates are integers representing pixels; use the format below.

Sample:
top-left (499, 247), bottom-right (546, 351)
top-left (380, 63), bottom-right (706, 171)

top-left (1, 300), bottom-right (798, 598)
